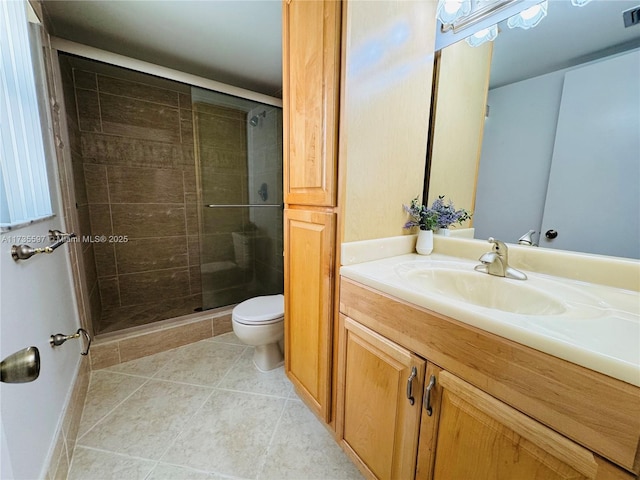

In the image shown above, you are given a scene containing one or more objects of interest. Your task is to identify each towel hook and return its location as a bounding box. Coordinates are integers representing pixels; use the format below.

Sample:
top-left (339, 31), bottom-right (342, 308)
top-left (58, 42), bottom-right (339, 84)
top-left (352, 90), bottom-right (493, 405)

top-left (50, 328), bottom-right (91, 355)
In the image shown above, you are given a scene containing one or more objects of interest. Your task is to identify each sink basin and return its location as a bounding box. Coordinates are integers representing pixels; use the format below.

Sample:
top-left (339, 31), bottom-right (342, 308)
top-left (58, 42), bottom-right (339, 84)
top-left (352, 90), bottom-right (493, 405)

top-left (341, 252), bottom-right (639, 386)
top-left (398, 267), bottom-right (567, 315)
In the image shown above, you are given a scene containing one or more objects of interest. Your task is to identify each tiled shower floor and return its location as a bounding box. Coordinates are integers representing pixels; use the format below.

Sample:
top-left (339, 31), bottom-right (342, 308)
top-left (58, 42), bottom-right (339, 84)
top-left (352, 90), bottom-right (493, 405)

top-left (68, 333), bottom-right (363, 480)
top-left (95, 296), bottom-right (203, 335)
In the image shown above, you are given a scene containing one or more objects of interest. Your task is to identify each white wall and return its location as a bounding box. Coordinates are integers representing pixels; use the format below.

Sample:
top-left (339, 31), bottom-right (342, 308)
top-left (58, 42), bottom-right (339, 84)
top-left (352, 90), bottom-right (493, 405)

top-left (342, 0), bottom-right (437, 242)
top-left (540, 49), bottom-right (640, 258)
top-left (474, 49), bottom-right (640, 250)
top-left (473, 69), bottom-right (564, 243)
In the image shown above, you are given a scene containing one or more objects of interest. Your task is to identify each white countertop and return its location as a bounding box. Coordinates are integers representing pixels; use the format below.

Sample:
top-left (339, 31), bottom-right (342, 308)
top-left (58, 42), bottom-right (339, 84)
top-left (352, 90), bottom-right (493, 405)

top-left (341, 253), bottom-right (640, 387)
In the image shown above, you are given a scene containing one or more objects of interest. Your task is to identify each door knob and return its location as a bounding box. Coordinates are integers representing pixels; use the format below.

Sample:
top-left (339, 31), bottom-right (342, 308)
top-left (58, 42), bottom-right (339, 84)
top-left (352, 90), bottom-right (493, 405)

top-left (545, 229), bottom-right (558, 239)
top-left (0, 347), bottom-right (40, 383)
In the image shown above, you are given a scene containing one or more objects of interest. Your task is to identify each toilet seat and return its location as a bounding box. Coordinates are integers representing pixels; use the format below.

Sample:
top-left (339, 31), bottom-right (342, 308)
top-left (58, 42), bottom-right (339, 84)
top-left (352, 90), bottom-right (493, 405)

top-left (232, 294), bottom-right (284, 325)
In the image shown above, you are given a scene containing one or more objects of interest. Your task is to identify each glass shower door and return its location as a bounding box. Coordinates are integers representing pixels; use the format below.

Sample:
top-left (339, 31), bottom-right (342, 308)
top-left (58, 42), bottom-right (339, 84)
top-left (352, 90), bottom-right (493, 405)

top-left (191, 87), bottom-right (283, 310)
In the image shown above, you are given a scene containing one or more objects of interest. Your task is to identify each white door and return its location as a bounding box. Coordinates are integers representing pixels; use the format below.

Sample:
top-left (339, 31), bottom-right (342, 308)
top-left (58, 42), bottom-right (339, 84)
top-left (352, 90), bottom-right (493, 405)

top-left (1, 2), bottom-right (82, 477)
top-left (0, 204), bottom-right (82, 480)
top-left (540, 50), bottom-right (640, 259)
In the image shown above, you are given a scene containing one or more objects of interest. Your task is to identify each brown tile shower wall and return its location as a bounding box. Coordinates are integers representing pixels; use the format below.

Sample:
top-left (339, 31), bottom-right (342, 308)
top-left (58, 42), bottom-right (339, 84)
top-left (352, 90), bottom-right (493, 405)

top-left (71, 64), bottom-right (201, 329)
top-left (59, 56), bottom-right (102, 327)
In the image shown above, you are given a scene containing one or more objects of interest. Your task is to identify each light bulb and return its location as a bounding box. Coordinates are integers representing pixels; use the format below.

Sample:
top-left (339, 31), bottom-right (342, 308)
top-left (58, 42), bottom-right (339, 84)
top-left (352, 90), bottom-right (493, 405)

top-left (437, 0), bottom-right (472, 25)
top-left (465, 24), bottom-right (498, 47)
top-left (507, 0), bottom-right (548, 30)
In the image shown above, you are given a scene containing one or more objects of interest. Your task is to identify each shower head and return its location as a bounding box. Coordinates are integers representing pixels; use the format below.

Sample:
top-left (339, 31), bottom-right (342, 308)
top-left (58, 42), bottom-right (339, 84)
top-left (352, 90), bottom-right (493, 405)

top-left (248, 110), bottom-right (267, 127)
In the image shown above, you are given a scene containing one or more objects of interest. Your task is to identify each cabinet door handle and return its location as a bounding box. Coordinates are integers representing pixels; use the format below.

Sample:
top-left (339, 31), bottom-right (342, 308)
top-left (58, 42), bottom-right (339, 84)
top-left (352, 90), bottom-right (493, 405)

top-left (424, 375), bottom-right (436, 416)
top-left (406, 366), bottom-right (417, 405)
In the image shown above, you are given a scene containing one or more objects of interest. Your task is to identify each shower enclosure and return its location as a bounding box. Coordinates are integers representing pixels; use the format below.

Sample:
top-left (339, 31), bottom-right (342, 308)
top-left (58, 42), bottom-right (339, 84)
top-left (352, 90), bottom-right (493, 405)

top-left (57, 53), bottom-right (283, 335)
top-left (192, 87), bottom-right (283, 311)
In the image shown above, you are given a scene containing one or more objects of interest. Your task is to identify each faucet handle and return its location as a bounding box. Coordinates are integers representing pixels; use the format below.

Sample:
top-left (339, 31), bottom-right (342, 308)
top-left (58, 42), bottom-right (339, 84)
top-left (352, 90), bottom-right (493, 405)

top-left (487, 237), bottom-right (508, 255)
top-left (518, 230), bottom-right (536, 246)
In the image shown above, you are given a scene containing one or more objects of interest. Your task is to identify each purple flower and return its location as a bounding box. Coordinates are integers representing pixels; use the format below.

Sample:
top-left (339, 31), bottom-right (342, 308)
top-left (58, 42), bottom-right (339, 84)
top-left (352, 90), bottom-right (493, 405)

top-left (402, 196), bottom-right (439, 231)
top-left (429, 195), bottom-right (472, 229)
top-left (402, 195), bottom-right (472, 231)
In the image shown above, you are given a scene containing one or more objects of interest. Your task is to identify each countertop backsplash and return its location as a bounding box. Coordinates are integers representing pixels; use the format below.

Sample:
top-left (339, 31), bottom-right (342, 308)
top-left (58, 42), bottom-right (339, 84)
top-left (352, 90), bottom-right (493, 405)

top-left (341, 234), bottom-right (640, 292)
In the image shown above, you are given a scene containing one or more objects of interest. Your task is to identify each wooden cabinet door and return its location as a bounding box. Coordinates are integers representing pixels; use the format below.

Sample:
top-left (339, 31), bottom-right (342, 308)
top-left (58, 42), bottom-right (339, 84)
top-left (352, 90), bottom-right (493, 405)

top-left (282, 0), bottom-right (341, 207)
top-left (337, 315), bottom-right (425, 480)
top-left (417, 365), bottom-right (599, 480)
top-left (284, 208), bottom-right (335, 420)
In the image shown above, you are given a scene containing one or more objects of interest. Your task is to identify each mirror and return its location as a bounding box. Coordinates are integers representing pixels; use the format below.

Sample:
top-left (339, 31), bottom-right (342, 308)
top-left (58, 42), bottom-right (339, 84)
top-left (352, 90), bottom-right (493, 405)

top-left (426, 0), bottom-right (640, 259)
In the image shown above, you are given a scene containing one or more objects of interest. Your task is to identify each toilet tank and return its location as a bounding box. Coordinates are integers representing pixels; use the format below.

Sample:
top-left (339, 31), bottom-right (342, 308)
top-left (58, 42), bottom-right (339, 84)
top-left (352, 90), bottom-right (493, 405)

top-left (232, 232), bottom-right (256, 270)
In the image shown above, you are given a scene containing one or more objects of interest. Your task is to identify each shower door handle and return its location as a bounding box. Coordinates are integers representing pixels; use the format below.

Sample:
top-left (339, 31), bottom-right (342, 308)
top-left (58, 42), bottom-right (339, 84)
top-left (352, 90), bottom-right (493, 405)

top-left (205, 204), bottom-right (283, 208)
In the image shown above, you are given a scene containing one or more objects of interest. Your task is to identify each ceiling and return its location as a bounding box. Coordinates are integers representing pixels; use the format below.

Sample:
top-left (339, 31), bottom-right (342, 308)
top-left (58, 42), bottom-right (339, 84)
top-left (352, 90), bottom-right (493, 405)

top-left (43, 0), bottom-right (283, 98)
top-left (43, 1), bottom-right (640, 97)
top-left (490, 0), bottom-right (640, 88)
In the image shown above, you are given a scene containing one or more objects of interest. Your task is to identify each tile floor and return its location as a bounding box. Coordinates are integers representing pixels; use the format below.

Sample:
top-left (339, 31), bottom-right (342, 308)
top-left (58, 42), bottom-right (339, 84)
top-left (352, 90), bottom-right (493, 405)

top-left (68, 333), bottom-right (363, 480)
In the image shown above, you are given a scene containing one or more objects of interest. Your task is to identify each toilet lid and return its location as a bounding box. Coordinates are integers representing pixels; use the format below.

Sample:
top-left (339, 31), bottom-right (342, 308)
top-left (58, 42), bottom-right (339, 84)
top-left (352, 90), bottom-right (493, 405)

top-left (232, 294), bottom-right (284, 325)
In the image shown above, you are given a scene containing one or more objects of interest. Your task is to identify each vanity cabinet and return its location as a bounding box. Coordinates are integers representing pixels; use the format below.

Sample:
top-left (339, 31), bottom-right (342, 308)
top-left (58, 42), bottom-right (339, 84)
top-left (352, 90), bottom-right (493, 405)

top-left (417, 365), bottom-right (600, 480)
top-left (282, 0), bottom-right (341, 422)
top-left (338, 277), bottom-right (640, 480)
top-left (282, 0), bottom-right (341, 207)
top-left (336, 317), bottom-right (599, 480)
top-left (336, 315), bottom-right (425, 480)
top-left (283, 208), bottom-right (335, 419)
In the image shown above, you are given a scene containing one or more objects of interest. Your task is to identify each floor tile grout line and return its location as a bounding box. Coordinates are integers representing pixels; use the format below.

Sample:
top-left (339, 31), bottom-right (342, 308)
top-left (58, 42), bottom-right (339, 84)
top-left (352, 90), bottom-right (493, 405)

top-left (71, 444), bottom-right (161, 465)
top-left (254, 396), bottom-right (290, 480)
top-left (154, 382), bottom-right (219, 466)
top-left (76, 371), bottom-right (218, 476)
top-left (137, 338), bottom-right (239, 386)
top-left (141, 461), bottom-right (160, 480)
top-left (102, 369), bottom-right (163, 381)
top-left (103, 344), bottom-right (255, 392)
top-left (148, 350), bottom-right (185, 381)
top-left (214, 345), bottom-right (250, 387)
top-left (150, 337), bottom-right (245, 377)
top-left (214, 385), bottom-right (291, 400)
top-left (154, 356), bottom-right (287, 480)
top-left (76, 375), bottom-right (153, 445)
top-left (69, 330), bottom-right (364, 479)
top-left (138, 348), bottom-right (291, 396)
top-left (205, 337), bottom-right (245, 345)
top-left (102, 343), bottom-right (182, 378)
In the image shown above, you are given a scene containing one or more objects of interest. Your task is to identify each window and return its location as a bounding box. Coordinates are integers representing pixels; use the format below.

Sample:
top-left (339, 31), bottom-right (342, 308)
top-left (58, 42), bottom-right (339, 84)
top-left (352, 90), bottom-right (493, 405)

top-left (0, 0), bottom-right (53, 230)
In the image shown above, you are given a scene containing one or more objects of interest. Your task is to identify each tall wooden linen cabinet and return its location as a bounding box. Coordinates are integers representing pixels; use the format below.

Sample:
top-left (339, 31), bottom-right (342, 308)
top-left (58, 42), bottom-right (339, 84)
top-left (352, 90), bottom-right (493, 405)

top-left (282, 0), bottom-right (342, 422)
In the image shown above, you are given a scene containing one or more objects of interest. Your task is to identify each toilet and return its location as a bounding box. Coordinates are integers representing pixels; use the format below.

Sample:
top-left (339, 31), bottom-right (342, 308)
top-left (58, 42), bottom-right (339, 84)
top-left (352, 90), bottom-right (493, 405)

top-left (231, 294), bottom-right (284, 371)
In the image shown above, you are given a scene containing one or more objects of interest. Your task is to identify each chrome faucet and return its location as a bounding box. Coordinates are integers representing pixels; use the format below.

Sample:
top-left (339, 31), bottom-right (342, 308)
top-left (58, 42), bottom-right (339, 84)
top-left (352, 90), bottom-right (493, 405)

top-left (474, 237), bottom-right (527, 280)
top-left (518, 229), bottom-right (537, 246)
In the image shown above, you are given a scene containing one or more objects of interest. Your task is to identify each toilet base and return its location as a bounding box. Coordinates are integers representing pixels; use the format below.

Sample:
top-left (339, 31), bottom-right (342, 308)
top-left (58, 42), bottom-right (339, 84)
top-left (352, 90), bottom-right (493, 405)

top-left (253, 342), bottom-right (284, 372)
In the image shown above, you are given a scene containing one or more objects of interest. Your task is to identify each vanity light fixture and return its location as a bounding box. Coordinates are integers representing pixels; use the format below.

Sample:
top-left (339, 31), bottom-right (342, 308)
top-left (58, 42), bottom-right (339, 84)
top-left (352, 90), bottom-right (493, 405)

top-left (465, 24), bottom-right (499, 46)
top-left (437, 0), bottom-right (472, 25)
top-left (439, 0), bottom-right (594, 48)
top-left (439, 0), bottom-right (522, 33)
top-left (507, 0), bottom-right (548, 29)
